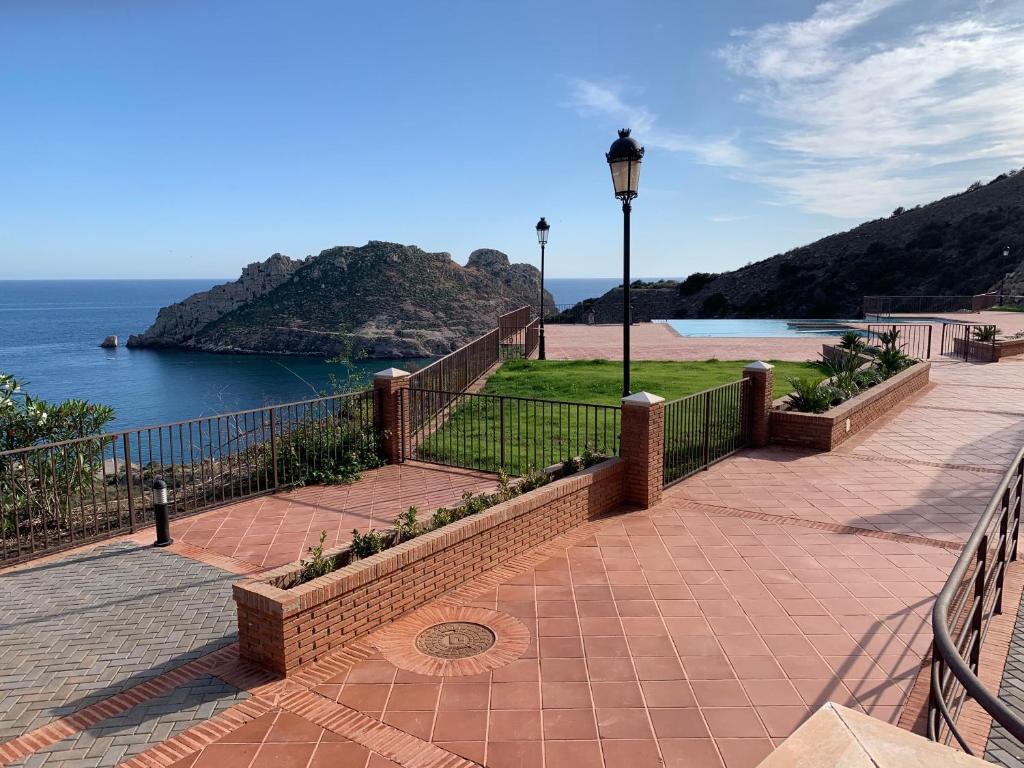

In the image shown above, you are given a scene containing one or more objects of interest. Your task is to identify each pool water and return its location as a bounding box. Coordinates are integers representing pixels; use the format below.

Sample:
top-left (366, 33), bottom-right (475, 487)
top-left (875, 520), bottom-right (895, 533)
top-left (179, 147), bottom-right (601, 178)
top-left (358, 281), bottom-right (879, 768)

top-left (655, 319), bottom-right (857, 338)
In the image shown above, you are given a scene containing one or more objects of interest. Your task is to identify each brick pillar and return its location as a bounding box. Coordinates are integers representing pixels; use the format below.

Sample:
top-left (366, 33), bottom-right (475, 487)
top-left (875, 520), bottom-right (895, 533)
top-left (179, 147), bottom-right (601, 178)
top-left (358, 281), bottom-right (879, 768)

top-left (620, 392), bottom-right (665, 508)
top-left (743, 361), bottom-right (774, 448)
top-left (373, 367), bottom-right (411, 464)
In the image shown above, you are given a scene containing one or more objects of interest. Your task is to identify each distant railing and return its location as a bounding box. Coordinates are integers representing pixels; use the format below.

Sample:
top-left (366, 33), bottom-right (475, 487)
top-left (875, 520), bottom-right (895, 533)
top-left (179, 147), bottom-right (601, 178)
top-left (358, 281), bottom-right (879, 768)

top-left (408, 305), bottom-right (533, 426)
top-left (663, 379), bottom-right (750, 487)
top-left (864, 294), bottom-right (1007, 316)
top-left (498, 308), bottom-right (539, 360)
top-left (404, 388), bottom-right (620, 476)
top-left (930, 447), bottom-right (1024, 754)
top-left (940, 324), bottom-right (998, 362)
top-left (864, 324), bottom-right (933, 360)
top-left (408, 328), bottom-right (499, 395)
top-left (0, 390), bottom-right (377, 565)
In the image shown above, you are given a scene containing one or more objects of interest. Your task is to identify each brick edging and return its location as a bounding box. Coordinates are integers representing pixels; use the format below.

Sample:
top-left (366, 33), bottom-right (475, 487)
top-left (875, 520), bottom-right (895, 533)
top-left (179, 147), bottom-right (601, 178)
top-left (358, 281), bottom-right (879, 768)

top-left (0, 644), bottom-right (240, 766)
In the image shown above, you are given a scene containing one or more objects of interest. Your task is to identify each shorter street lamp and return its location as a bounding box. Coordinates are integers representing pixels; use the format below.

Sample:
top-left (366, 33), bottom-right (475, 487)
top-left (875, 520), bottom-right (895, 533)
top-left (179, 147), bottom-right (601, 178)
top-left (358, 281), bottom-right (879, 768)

top-left (606, 128), bottom-right (644, 397)
top-left (535, 217), bottom-right (550, 360)
top-left (1001, 246), bottom-right (1011, 304)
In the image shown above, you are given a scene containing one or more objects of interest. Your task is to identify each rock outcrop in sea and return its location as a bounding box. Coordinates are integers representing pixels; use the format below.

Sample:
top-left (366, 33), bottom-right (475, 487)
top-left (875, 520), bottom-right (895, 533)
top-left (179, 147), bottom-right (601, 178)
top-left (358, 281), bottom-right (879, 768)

top-left (128, 242), bottom-right (552, 358)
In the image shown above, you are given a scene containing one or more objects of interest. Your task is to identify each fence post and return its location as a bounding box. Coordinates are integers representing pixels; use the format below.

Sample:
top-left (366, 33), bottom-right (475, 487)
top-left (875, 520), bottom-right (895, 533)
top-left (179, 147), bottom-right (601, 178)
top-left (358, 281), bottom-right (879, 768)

top-left (123, 433), bottom-right (136, 532)
top-left (374, 368), bottom-right (411, 465)
top-left (742, 361), bottom-right (775, 448)
top-left (702, 392), bottom-right (712, 468)
top-left (269, 409), bottom-right (279, 490)
top-left (927, 325), bottom-right (933, 359)
top-left (620, 391), bottom-right (665, 509)
top-left (970, 537), bottom-right (987, 670)
top-left (499, 396), bottom-right (506, 471)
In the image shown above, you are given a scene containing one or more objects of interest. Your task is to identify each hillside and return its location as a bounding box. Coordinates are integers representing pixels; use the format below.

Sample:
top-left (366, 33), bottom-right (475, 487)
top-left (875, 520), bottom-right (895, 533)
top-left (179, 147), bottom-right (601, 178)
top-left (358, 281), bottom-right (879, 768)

top-left (128, 241), bottom-right (552, 358)
top-left (570, 171), bottom-right (1024, 321)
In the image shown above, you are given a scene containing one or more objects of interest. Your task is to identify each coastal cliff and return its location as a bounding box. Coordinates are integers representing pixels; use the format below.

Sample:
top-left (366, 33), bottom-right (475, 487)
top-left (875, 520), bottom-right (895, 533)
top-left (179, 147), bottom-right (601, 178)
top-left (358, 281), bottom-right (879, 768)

top-left (128, 241), bottom-right (552, 358)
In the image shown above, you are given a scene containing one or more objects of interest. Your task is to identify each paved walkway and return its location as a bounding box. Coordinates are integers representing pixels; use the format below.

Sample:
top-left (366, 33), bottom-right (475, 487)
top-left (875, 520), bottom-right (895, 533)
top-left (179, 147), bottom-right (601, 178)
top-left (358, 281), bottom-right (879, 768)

top-left (543, 324), bottom-right (832, 362)
top-left (2, 361), bottom-right (1022, 768)
top-left (169, 463), bottom-right (497, 570)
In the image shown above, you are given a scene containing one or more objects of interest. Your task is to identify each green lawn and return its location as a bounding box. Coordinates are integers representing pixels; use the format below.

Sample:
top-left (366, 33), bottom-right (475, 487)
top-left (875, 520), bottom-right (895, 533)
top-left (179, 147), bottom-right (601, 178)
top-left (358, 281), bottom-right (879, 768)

top-left (409, 359), bottom-right (826, 476)
top-left (482, 359), bottom-right (825, 404)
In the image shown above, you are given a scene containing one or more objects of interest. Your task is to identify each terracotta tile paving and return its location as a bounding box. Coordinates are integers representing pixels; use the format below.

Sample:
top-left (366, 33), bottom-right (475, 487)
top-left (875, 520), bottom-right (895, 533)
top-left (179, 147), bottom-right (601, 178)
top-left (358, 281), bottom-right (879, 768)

top-left (5, 359), bottom-right (1023, 768)
top-left (169, 462), bottom-right (498, 569)
top-left (309, 501), bottom-right (956, 768)
top-left (163, 709), bottom-right (391, 768)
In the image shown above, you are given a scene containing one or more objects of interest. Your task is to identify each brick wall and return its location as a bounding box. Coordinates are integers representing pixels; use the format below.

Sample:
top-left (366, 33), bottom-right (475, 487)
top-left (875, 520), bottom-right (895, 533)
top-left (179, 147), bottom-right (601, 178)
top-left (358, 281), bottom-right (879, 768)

top-left (620, 396), bottom-right (664, 507)
top-left (995, 338), bottom-right (1024, 361)
top-left (234, 459), bottom-right (626, 675)
top-left (769, 362), bottom-right (930, 451)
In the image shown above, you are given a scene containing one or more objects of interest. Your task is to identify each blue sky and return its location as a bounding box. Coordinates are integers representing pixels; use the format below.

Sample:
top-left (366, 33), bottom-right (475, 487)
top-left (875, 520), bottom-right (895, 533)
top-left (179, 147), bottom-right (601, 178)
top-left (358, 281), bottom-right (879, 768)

top-left (2, 0), bottom-right (1023, 279)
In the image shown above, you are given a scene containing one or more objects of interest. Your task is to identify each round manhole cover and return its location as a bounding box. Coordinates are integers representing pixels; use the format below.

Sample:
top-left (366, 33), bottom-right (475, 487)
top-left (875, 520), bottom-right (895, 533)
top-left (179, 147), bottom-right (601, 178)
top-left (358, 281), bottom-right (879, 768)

top-left (415, 621), bottom-right (496, 659)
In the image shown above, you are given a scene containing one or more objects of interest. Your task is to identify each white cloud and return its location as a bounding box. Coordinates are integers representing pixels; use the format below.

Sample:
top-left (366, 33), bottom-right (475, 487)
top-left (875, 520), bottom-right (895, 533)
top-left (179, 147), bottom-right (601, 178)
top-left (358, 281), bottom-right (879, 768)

top-left (720, 1), bottom-right (1024, 218)
top-left (568, 79), bottom-right (747, 167)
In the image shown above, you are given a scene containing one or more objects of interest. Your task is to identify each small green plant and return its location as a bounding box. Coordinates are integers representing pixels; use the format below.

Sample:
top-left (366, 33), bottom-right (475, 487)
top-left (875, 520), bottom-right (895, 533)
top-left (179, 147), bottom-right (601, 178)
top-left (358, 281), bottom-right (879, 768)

top-left (393, 506), bottom-right (421, 543)
top-left (862, 327), bottom-right (912, 376)
top-left (972, 325), bottom-right (1000, 342)
top-left (838, 331), bottom-right (865, 352)
top-left (298, 530), bottom-right (338, 583)
top-left (786, 377), bottom-right (835, 414)
top-left (350, 528), bottom-right (386, 559)
top-left (430, 506), bottom-right (454, 529)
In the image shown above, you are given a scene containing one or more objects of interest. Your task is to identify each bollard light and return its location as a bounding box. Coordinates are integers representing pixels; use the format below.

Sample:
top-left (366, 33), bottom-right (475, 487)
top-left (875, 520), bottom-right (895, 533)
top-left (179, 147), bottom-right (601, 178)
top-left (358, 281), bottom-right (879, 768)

top-left (153, 477), bottom-right (173, 547)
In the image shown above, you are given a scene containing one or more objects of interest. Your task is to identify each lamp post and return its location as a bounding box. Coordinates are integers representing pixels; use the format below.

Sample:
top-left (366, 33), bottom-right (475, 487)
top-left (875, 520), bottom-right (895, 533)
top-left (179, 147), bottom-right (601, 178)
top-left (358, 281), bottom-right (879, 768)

top-left (1001, 246), bottom-right (1011, 304)
top-left (535, 217), bottom-right (550, 360)
top-left (606, 128), bottom-right (644, 397)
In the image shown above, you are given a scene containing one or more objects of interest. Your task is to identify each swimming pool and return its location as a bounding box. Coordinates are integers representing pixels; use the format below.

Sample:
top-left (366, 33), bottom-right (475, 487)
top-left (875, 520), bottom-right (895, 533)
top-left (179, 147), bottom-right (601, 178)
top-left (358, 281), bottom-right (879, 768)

top-left (655, 319), bottom-right (857, 338)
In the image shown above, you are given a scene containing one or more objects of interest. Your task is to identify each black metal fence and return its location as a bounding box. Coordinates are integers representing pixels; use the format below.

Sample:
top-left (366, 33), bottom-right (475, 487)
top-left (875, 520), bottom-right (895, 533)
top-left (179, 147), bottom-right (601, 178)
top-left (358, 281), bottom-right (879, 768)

top-left (864, 324), bottom-right (933, 360)
top-left (409, 328), bottom-right (499, 394)
top-left (404, 388), bottom-right (620, 476)
top-left (0, 390), bottom-right (378, 565)
top-left (940, 324), bottom-right (998, 362)
top-left (498, 308), bottom-right (539, 360)
top-left (663, 379), bottom-right (750, 487)
top-left (864, 295), bottom-right (987, 316)
top-left (930, 447), bottom-right (1024, 754)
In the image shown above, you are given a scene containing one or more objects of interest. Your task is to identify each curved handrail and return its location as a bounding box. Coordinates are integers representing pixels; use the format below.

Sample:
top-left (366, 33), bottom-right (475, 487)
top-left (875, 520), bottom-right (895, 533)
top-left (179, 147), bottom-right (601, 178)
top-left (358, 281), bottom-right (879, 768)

top-left (930, 446), bottom-right (1024, 752)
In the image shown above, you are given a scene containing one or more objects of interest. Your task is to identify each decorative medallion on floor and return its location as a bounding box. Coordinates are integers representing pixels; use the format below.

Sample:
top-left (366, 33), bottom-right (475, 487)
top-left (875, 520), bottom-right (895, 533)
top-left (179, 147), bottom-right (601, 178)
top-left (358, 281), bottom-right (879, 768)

top-left (373, 605), bottom-right (530, 676)
top-left (416, 621), bottom-right (496, 659)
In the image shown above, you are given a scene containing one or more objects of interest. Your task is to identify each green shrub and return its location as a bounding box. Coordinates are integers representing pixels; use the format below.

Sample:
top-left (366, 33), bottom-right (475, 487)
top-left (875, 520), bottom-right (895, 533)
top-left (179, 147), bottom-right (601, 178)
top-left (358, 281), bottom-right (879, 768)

top-left (298, 530), bottom-right (338, 582)
top-left (393, 506), bottom-right (421, 544)
top-left (786, 377), bottom-right (836, 414)
top-left (838, 331), bottom-right (866, 351)
top-left (350, 528), bottom-right (386, 559)
top-left (972, 325), bottom-right (1000, 342)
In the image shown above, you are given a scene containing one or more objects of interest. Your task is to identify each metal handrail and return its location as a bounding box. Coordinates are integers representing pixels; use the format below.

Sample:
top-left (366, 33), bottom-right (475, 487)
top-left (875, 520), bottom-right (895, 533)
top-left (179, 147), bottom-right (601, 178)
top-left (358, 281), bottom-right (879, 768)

top-left (930, 446), bottom-right (1024, 753)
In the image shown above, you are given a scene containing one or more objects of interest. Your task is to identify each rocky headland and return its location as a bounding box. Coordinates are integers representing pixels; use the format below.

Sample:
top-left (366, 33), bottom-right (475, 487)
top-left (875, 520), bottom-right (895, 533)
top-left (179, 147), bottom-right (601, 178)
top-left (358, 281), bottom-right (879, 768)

top-left (128, 242), bottom-right (552, 358)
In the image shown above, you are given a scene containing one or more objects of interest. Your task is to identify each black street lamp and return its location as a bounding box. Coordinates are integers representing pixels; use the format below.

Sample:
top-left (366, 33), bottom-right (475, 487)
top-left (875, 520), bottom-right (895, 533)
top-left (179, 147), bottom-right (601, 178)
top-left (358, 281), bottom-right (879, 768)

top-left (606, 128), bottom-right (644, 397)
top-left (536, 217), bottom-right (550, 360)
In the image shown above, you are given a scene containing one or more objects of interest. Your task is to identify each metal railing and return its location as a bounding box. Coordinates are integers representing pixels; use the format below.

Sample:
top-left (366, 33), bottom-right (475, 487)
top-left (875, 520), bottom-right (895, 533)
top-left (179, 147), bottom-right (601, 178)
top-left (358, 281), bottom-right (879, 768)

top-left (940, 324), bottom-right (998, 362)
top-left (498, 308), bottom-right (538, 360)
top-left (864, 324), bottom-right (933, 360)
top-left (663, 379), bottom-right (750, 487)
top-left (404, 388), bottom-right (620, 476)
top-left (0, 390), bottom-right (377, 565)
top-left (930, 447), bottom-right (1024, 754)
top-left (864, 294), bottom-right (1005, 316)
top-left (408, 328), bottom-right (499, 395)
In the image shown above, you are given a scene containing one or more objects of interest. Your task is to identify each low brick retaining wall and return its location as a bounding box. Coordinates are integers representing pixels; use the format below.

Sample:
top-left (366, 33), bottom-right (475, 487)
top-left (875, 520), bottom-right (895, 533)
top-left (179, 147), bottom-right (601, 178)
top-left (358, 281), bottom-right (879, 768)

top-left (995, 338), bottom-right (1024, 360)
top-left (233, 458), bottom-right (626, 675)
top-left (769, 362), bottom-right (930, 451)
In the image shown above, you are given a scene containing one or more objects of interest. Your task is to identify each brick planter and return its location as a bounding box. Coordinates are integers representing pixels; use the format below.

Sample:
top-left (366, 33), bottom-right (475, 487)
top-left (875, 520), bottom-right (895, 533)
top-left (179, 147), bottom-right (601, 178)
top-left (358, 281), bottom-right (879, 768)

top-left (769, 362), bottom-right (930, 451)
top-left (995, 337), bottom-right (1024, 360)
top-left (951, 338), bottom-right (997, 362)
top-left (233, 458), bottom-right (626, 675)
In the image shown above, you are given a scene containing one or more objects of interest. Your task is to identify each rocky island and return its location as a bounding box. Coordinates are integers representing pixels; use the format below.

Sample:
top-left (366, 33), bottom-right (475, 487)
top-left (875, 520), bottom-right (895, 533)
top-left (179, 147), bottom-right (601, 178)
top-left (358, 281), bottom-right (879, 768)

top-left (128, 241), bottom-right (552, 358)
